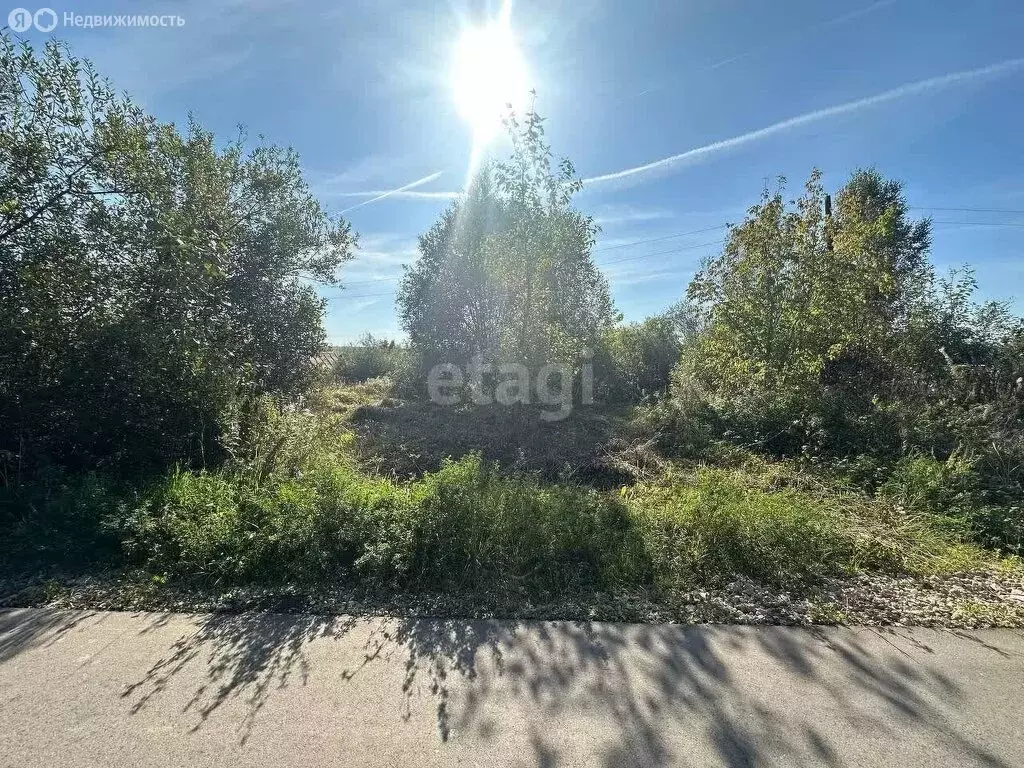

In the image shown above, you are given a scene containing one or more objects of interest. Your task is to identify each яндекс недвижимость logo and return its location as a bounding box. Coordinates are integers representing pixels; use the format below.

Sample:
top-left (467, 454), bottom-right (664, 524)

top-left (8, 7), bottom-right (57, 32)
top-left (7, 7), bottom-right (184, 31)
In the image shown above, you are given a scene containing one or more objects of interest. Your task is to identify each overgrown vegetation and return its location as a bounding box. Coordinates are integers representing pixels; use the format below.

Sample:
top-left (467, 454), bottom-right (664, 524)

top-left (131, 449), bottom-right (987, 592)
top-left (593, 313), bottom-right (683, 403)
top-left (3, 398), bottom-right (994, 594)
top-left (2, 36), bottom-right (1021, 614)
top-left (650, 170), bottom-right (1024, 554)
top-left (332, 334), bottom-right (411, 383)
top-left (0, 35), bottom-right (354, 474)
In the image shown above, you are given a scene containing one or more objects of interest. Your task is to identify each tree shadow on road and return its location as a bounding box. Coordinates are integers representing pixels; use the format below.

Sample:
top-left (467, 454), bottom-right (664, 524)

top-left (119, 611), bottom-right (357, 745)
top-left (14, 604), bottom-right (1009, 767)
top-left (0, 607), bottom-right (106, 663)
top-left (340, 618), bottom-right (1016, 767)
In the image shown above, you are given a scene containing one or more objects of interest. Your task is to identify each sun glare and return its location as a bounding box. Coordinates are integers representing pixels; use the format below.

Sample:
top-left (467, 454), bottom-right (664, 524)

top-left (451, 2), bottom-right (529, 146)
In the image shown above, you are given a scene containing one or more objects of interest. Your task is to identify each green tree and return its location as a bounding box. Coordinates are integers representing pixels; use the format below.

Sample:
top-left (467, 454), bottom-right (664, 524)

top-left (594, 314), bottom-right (682, 403)
top-left (0, 34), bottom-right (355, 472)
top-left (684, 169), bottom-right (937, 451)
top-left (398, 108), bottom-right (615, 389)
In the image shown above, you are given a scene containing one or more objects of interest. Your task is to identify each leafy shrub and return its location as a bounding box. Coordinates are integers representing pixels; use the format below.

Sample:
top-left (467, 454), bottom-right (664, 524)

top-left (632, 361), bottom-right (719, 458)
top-left (333, 334), bottom-right (410, 383)
top-left (878, 451), bottom-right (1022, 555)
top-left (125, 452), bottom-right (642, 591)
top-left (594, 316), bottom-right (682, 403)
top-left (879, 454), bottom-right (976, 518)
top-left (0, 469), bottom-right (126, 573)
top-left (124, 459), bottom-right (419, 585)
top-left (218, 394), bottom-right (353, 480)
top-left (0, 34), bottom-right (355, 475)
top-left (970, 505), bottom-right (1023, 556)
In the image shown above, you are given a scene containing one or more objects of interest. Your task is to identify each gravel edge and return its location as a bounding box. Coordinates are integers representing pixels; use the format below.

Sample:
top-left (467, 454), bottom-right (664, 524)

top-left (2, 569), bottom-right (1023, 628)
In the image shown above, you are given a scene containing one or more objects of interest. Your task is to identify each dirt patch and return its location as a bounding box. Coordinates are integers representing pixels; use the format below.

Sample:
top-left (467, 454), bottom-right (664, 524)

top-left (349, 400), bottom-right (635, 486)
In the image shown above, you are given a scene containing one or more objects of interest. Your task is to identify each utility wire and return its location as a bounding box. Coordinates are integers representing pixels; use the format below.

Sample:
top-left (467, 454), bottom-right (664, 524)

top-left (597, 239), bottom-right (726, 268)
top-left (910, 206), bottom-right (1024, 215)
top-left (593, 224), bottom-right (728, 252)
top-left (931, 220), bottom-right (1024, 227)
top-left (334, 225), bottom-right (732, 291)
top-left (339, 276), bottom-right (401, 286)
top-left (325, 290), bottom-right (394, 300)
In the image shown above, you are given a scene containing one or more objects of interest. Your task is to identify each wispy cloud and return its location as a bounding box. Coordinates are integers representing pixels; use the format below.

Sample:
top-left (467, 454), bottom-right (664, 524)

top-left (73, 0), bottom-right (310, 100)
top-left (351, 233), bottom-right (420, 268)
top-left (312, 154), bottom-right (427, 189)
top-left (592, 204), bottom-right (675, 227)
top-left (625, 1), bottom-right (898, 103)
top-left (348, 298), bottom-right (386, 312)
top-left (339, 171), bottom-right (448, 213)
top-left (603, 268), bottom-right (688, 288)
top-left (585, 57), bottom-right (1024, 188)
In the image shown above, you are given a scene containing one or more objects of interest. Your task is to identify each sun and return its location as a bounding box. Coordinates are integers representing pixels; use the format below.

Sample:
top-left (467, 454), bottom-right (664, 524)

top-left (451, 1), bottom-right (529, 146)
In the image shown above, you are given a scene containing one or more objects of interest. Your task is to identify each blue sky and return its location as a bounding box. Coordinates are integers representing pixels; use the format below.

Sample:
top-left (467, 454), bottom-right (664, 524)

top-left (20, 0), bottom-right (1024, 342)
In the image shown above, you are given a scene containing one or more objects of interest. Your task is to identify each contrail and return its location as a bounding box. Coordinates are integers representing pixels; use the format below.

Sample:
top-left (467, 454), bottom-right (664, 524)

top-left (585, 57), bottom-right (1024, 187)
top-left (626, 1), bottom-right (898, 101)
top-left (333, 191), bottom-right (458, 199)
top-left (339, 171), bottom-right (446, 213)
top-left (336, 189), bottom-right (459, 201)
top-left (703, 0), bottom-right (899, 72)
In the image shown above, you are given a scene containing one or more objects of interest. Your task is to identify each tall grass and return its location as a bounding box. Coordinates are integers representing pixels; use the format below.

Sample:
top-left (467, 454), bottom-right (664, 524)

top-left (624, 464), bottom-right (984, 590)
top-left (122, 451), bottom-right (991, 593)
top-left (5, 398), bottom-right (1001, 592)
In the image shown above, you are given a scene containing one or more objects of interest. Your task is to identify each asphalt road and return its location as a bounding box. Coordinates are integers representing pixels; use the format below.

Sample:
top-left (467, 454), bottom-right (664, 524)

top-left (1, 607), bottom-right (1023, 767)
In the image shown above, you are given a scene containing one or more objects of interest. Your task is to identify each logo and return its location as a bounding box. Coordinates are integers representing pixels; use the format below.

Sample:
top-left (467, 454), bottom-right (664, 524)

top-left (33, 7), bottom-right (56, 31)
top-left (6, 9), bottom-right (185, 30)
top-left (7, 6), bottom-right (56, 31)
top-left (7, 7), bottom-right (32, 31)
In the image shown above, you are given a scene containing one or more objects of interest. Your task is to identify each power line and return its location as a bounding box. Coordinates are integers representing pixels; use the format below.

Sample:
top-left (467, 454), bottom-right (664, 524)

top-left (333, 225), bottom-right (730, 287)
top-left (593, 224), bottom-right (728, 253)
top-left (910, 206), bottom-right (1024, 215)
top-left (324, 290), bottom-right (395, 301)
top-left (325, 208), bottom-right (1024, 301)
top-left (329, 229), bottom-right (732, 296)
top-left (325, 240), bottom-right (725, 301)
top-left (598, 239), bottom-right (726, 268)
top-left (931, 220), bottom-right (1024, 228)
top-left (340, 276), bottom-right (401, 286)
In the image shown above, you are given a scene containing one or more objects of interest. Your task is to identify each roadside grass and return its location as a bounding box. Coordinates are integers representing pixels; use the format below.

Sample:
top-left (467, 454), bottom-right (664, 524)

top-left (120, 452), bottom-right (642, 591)
top-left (119, 448), bottom-right (1005, 595)
top-left (624, 462), bottom-right (987, 592)
top-left (3, 384), bottom-right (1016, 599)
